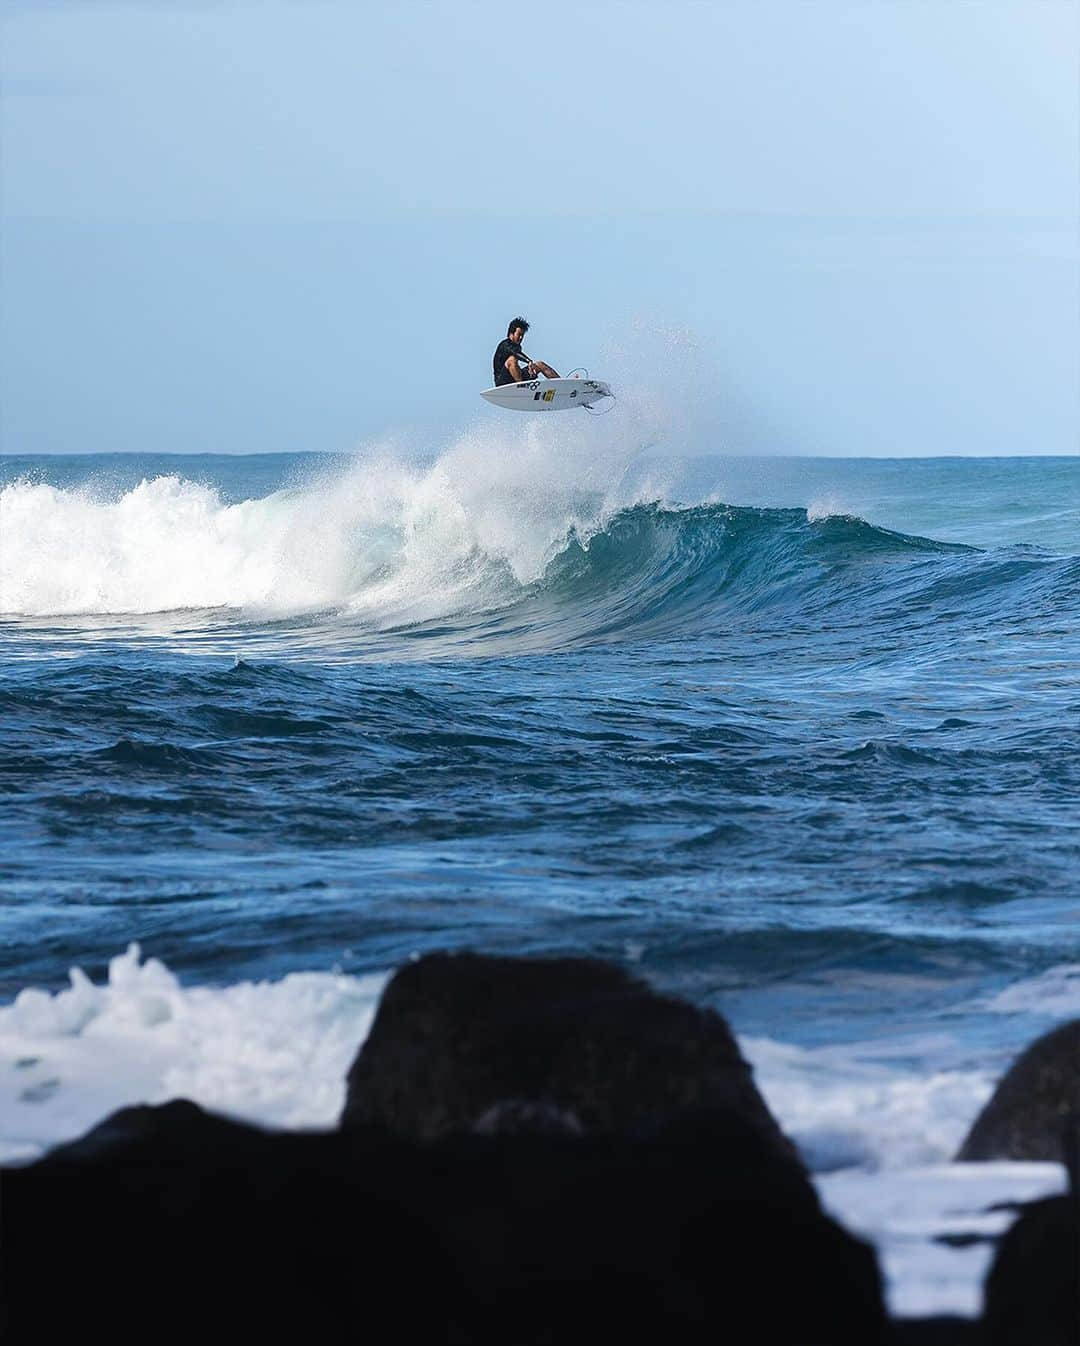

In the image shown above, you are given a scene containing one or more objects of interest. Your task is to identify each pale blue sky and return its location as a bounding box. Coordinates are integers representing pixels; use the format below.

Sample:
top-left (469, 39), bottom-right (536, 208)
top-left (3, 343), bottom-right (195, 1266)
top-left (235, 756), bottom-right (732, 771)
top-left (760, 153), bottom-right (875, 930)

top-left (2, 0), bottom-right (1077, 454)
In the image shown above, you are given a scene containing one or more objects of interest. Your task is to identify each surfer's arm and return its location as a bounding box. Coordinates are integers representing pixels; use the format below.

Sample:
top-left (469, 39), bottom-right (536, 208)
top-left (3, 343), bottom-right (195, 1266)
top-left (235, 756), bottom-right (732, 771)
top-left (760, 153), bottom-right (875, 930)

top-left (505, 355), bottom-right (527, 382)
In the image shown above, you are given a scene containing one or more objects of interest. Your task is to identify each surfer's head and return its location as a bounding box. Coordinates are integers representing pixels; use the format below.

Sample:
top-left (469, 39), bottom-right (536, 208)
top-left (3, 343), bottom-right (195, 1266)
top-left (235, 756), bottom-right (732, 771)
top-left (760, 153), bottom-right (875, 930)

top-left (507, 317), bottom-right (529, 342)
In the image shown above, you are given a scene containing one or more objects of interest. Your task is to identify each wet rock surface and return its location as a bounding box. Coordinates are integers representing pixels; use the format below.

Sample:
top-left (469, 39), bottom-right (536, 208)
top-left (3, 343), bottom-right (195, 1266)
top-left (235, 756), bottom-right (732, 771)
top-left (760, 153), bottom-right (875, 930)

top-left (341, 951), bottom-right (794, 1159)
top-left (958, 1021), bottom-right (1080, 1163)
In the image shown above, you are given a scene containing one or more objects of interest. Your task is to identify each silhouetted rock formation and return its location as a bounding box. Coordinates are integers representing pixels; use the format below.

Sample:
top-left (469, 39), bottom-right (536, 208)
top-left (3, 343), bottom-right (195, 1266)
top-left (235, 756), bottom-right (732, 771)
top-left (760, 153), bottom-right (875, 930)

top-left (1, 1096), bottom-right (890, 1345)
top-left (891, 1320), bottom-right (981, 1345)
top-left (341, 950), bottom-right (795, 1160)
top-left (1, 954), bottom-right (899, 1344)
top-left (28, 955), bottom-right (1080, 1343)
top-left (1, 1099), bottom-right (456, 1342)
top-left (980, 1110), bottom-right (1080, 1346)
top-left (958, 1021), bottom-right (1080, 1162)
top-left (982, 1193), bottom-right (1080, 1345)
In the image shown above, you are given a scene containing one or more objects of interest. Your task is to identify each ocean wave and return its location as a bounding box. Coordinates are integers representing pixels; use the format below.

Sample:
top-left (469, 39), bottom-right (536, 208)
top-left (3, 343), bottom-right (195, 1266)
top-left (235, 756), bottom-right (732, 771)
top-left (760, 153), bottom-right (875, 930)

top-left (2, 451), bottom-right (1072, 656)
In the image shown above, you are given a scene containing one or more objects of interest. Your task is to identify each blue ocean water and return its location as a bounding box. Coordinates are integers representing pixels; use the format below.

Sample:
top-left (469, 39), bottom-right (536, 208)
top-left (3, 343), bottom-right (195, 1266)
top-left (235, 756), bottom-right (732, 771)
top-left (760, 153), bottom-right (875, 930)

top-left (2, 443), bottom-right (1078, 1078)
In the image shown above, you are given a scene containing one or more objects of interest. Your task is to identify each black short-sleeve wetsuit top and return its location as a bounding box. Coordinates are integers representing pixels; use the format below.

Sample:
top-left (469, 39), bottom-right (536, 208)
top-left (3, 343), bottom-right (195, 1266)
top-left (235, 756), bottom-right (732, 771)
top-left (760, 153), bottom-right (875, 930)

top-left (493, 339), bottom-right (526, 386)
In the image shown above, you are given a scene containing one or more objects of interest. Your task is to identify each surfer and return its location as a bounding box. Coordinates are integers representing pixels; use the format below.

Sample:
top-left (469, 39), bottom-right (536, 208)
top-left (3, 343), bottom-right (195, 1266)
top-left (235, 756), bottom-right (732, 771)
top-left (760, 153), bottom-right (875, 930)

top-left (492, 318), bottom-right (560, 387)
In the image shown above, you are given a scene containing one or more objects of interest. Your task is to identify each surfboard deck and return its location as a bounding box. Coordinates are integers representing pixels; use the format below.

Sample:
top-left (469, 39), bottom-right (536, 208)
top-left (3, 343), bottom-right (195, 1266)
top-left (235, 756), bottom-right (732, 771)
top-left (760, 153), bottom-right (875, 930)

top-left (480, 377), bottom-right (612, 412)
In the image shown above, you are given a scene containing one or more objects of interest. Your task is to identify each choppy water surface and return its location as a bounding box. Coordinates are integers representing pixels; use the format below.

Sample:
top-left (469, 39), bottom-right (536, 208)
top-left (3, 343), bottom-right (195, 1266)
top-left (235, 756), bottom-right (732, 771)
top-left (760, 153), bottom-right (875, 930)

top-left (1, 440), bottom-right (1079, 1311)
top-left (3, 444), bottom-right (1077, 1013)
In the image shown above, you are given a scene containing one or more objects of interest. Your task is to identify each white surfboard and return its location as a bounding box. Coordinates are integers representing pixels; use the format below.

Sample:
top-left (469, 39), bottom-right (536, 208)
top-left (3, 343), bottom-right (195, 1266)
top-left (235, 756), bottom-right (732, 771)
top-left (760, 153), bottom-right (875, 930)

top-left (480, 376), bottom-right (613, 412)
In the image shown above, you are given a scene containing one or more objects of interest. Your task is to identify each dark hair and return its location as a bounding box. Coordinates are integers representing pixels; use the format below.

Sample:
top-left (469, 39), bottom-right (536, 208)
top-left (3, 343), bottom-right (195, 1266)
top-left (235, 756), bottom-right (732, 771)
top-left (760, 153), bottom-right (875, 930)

top-left (507, 317), bottom-right (529, 338)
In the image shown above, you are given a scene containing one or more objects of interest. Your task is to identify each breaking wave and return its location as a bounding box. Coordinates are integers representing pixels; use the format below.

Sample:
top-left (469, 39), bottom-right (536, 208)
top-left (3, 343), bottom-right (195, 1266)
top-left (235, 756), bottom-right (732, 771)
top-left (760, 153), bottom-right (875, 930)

top-left (2, 440), bottom-right (1074, 656)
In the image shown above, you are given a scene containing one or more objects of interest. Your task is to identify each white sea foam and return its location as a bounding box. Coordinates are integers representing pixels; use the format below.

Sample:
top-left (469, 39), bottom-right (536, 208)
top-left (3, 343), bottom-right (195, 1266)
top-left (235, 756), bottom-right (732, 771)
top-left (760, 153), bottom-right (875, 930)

top-left (1, 947), bottom-right (1071, 1318)
top-left (981, 962), bottom-right (1080, 1017)
top-left (743, 1034), bottom-right (996, 1172)
top-left (740, 1033), bottom-right (1069, 1317)
top-left (818, 1162), bottom-right (1065, 1318)
top-left (0, 381), bottom-right (672, 620)
top-left (0, 945), bottom-right (386, 1164)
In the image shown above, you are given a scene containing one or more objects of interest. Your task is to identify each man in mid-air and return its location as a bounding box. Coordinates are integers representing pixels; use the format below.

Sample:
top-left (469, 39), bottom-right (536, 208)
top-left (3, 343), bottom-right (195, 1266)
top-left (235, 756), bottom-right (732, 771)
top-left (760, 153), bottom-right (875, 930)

top-left (492, 318), bottom-right (560, 387)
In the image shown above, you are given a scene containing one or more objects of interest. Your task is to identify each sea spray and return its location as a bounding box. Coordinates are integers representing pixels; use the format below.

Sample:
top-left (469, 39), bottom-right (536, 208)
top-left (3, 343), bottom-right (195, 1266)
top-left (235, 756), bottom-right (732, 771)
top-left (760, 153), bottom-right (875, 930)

top-left (0, 401), bottom-right (668, 618)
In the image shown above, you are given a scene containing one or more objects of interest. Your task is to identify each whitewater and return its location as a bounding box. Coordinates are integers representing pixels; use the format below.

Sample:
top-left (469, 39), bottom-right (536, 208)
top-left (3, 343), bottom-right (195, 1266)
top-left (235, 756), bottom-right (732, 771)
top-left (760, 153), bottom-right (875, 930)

top-left (0, 408), bottom-right (673, 622)
top-left (1, 427), bottom-right (1078, 1317)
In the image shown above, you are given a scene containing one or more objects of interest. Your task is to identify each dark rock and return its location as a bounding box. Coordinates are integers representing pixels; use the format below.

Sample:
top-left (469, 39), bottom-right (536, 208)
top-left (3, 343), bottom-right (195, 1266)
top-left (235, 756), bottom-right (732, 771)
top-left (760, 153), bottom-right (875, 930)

top-left (1, 1095), bottom-right (890, 1345)
top-left (891, 1319), bottom-right (982, 1344)
top-left (957, 1021), bottom-right (1080, 1162)
top-left (982, 1193), bottom-right (1079, 1346)
top-left (934, 1230), bottom-right (997, 1249)
top-left (471, 1097), bottom-right (585, 1136)
top-left (341, 950), bottom-right (795, 1161)
top-left (1, 1099), bottom-right (457, 1343)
